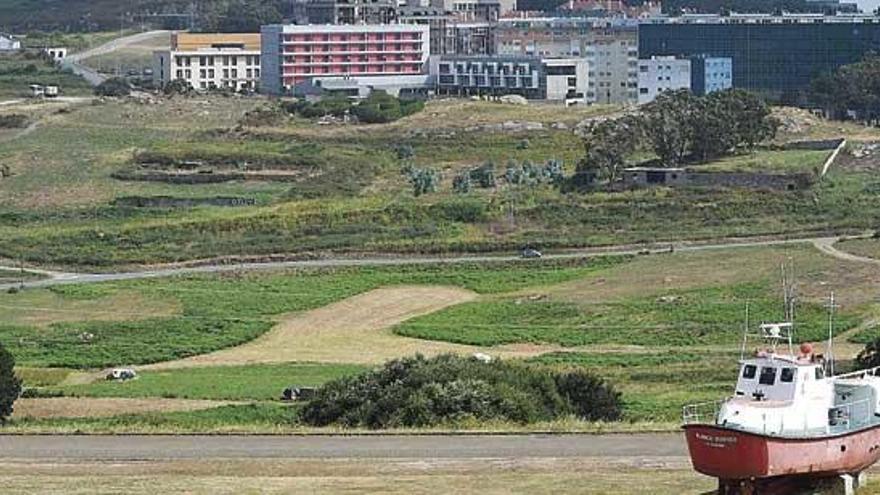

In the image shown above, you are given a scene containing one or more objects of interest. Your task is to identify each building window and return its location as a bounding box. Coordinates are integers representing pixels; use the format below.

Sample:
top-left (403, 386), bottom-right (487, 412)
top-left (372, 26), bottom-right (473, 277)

top-left (200, 56), bottom-right (206, 66)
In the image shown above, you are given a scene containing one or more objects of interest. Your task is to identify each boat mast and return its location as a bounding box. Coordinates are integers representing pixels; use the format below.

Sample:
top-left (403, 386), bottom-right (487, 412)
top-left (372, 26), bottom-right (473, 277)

top-left (781, 262), bottom-right (796, 356)
top-left (740, 301), bottom-right (750, 361)
top-left (826, 292), bottom-right (837, 376)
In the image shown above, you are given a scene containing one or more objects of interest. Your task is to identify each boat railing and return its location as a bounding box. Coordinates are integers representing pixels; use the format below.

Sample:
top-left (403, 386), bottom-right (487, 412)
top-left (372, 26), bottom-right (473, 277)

top-left (834, 365), bottom-right (880, 380)
top-left (829, 397), bottom-right (875, 432)
top-left (682, 399), bottom-right (727, 425)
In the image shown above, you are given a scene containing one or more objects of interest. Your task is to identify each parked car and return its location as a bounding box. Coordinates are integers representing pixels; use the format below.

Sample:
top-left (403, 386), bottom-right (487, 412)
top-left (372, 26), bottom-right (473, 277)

top-left (106, 368), bottom-right (137, 381)
top-left (280, 386), bottom-right (316, 401)
top-left (520, 247), bottom-right (542, 259)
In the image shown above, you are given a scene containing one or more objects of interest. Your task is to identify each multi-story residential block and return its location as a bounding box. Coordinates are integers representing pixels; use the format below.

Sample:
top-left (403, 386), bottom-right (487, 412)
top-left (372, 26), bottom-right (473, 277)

top-left (637, 56), bottom-right (690, 104)
top-left (399, 7), bottom-right (494, 55)
top-left (153, 33), bottom-right (261, 91)
top-left (296, 0), bottom-right (399, 25)
top-left (261, 24), bottom-right (431, 95)
top-left (587, 22), bottom-right (639, 105)
top-left (433, 55), bottom-right (588, 102)
top-left (689, 55), bottom-right (732, 96)
top-left (639, 13), bottom-right (880, 98)
top-left (495, 18), bottom-right (638, 104)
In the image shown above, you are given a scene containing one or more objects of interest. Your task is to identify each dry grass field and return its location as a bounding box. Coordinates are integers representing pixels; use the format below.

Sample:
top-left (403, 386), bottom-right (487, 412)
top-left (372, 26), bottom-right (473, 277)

top-left (0, 457), bottom-right (717, 495)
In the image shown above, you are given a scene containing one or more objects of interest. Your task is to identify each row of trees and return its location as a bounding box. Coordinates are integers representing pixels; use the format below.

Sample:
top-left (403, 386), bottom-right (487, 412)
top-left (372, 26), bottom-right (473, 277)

top-left (578, 89), bottom-right (778, 183)
top-left (404, 159), bottom-right (565, 197)
top-left (811, 55), bottom-right (880, 125)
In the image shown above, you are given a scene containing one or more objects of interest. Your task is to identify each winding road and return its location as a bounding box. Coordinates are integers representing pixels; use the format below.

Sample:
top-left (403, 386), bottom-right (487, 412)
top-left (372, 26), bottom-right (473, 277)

top-left (0, 235), bottom-right (850, 291)
top-left (63, 30), bottom-right (170, 86)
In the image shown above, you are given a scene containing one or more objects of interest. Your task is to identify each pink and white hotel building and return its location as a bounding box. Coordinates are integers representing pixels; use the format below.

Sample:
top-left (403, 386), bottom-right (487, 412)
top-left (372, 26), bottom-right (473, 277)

top-left (260, 24), bottom-right (431, 95)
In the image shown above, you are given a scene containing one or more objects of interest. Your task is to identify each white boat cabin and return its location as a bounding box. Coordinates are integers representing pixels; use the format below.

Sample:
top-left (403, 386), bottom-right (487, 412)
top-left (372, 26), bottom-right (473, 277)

top-left (716, 352), bottom-right (880, 437)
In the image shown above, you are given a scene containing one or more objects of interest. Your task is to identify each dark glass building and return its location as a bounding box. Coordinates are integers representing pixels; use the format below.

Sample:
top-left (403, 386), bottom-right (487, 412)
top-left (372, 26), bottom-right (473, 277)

top-left (639, 15), bottom-right (880, 98)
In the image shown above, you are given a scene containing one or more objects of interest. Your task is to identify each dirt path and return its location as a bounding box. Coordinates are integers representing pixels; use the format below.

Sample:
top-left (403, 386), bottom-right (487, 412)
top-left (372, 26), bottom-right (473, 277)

top-left (146, 286), bottom-right (489, 368)
top-left (812, 236), bottom-right (880, 265)
top-left (13, 398), bottom-right (232, 419)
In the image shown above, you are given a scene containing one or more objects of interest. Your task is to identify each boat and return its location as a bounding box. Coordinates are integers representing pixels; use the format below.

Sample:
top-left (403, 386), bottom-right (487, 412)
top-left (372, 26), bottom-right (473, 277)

top-left (683, 294), bottom-right (880, 494)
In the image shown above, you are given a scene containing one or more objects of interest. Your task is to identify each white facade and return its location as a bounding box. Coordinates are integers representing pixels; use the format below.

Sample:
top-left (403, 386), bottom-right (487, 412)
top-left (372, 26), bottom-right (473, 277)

top-left (0, 35), bottom-right (20, 52)
top-left (637, 56), bottom-right (691, 104)
top-left (153, 34), bottom-right (261, 91)
top-left (154, 50), bottom-right (261, 91)
top-left (543, 58), bottom-right (589, 104)
top-left (43, 47), bottom-right (67, 62)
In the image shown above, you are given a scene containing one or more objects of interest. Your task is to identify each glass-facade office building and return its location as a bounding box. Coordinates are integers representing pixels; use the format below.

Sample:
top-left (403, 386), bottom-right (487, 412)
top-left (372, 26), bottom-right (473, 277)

top-left (639, 16), bottom-right (880, 97)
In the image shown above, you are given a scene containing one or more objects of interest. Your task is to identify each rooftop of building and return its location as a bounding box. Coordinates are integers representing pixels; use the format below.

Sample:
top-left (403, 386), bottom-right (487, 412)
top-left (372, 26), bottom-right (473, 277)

top-left (262, 23), bottom-right (431, 33)
top-left (171, 32), bottom-right (261, 51)
top-left (639, 12), bottom-right (880, 24)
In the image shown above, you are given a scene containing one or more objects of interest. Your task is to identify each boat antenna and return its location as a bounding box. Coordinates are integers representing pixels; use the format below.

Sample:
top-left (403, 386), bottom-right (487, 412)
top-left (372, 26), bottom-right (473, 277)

top-left (826, 292), bottom-right (837, 376)
top-left (740, 301), bottom-right (750, 361)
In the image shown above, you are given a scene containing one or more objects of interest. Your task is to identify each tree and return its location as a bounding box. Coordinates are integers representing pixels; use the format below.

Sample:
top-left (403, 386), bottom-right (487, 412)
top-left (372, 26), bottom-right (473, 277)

top-left (811, 55), bottom-right (880, 124)
top-left (452, 171), bottom-right (471, 194)
top-left (163, 79), bottom-right (191, 96)
top-left (0, 343), bottom-right (21, 423)
top-left (857, 338), bottom-right (880, 369)
top-left (578, 115), bottom-right (642, 183)
top-left (94, 77), bottom-right (131, 97)
top-left (469, 162), bottom-right (496, 188)
top-left (722, 89), bottom-right (778, 149)
top-left (408, 167), bottom-right (439, 197)
top-left (641, 89), bottom-right (698, 166)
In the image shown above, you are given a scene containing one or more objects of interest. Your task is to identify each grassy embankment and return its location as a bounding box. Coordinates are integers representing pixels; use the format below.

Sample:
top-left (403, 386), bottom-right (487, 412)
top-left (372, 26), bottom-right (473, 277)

top-left (4, 241), bottom-right (877, 431)
top-left (0, 97), bottom-right (869, 270)
top-left (0, 52), bottom-right (91, 99)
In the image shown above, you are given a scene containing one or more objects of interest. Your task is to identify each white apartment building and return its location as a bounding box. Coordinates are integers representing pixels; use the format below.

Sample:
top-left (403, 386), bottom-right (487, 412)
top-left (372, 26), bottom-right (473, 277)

top-left (637, 56), bottom-right (691, 104)
top-left (153, 33), bottom-right (261, 91)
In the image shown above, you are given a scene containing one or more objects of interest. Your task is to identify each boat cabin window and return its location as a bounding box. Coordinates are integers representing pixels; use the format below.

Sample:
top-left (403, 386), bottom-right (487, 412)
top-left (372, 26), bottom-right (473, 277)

top-left (742, 364), bottom-right (757, 379)
top-left (759, 366), bottom-right (777, 385)
top-left (780, 368), bottom-right (795, 383)
top-left (815, 367), bottom-right (825, 380)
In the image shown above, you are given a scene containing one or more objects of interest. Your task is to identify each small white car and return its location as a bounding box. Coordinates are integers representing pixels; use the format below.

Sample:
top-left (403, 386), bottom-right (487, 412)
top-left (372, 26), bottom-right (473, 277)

top-left (521, 248), bottom-right (543, 259)
top-left (106, 368), bottom-right (137, 381)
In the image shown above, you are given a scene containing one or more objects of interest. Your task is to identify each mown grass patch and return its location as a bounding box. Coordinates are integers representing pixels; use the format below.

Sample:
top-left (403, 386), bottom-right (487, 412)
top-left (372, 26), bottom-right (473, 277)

top-left (50, 362), bottom-right (367, 400)
top-left (395, 282), bottom-right (860, 347)
top-left (16, 366), bottom-right (72, 387)
top-left (0, 257), bottom-right (624, 368)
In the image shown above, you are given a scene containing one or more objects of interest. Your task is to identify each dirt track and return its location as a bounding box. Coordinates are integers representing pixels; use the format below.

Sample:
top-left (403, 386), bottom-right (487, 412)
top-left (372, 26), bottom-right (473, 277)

top-left (146, 286), bottom-right (484, 368)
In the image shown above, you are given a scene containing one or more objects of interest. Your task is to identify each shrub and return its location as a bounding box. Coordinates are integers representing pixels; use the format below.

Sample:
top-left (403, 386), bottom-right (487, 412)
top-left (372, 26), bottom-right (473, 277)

top-left (94, 77), bottom-right (131, 97)
top-left (0, 342), bottom-right (21, 423)
top-left (301, 354), bottom-right (620, 428)
top-left (0, 114), bottom-right (28, 129)
top-left (163, 79), bottom-right (191, 95)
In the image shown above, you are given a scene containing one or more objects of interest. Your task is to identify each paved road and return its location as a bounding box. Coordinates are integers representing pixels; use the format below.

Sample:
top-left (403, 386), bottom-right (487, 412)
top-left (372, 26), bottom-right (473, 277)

top-left (0, 235), bottom-right (841, 291)
top-left (0, 433), bottom-right (686, 460)
top-left (63, 30), bottom-right (170, 86)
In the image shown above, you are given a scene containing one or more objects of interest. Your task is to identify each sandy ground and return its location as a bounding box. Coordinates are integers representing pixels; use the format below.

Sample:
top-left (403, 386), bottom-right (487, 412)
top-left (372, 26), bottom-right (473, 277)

top-left (0, 457), bottom-right (717, 495)
top-left (145, 286), bottom-right (561, 368)
top-left (12, 398), bottom-right (233, 419)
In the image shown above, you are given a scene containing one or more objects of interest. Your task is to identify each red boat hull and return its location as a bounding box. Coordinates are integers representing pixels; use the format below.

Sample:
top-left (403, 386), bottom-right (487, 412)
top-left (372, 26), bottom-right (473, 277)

top-left (684, 424), bottom-right (880, 480)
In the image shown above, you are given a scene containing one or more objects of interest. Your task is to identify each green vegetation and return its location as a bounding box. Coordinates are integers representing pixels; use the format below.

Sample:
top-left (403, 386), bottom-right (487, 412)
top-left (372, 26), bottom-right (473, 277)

top-left (51, 363), bottom-right (367, 400)
top-left (12, 403), bottom-right (300, 432)
top-left (286, 91), bottom-right (424, 124)
top-left (94, 77), bottom-right (131, 97)
top-left (697, 148), bottom-right (829, 173)
top-left (302, 354), bottom-right (621, 428)
top-left (0, 52), bottom-right (90, 99)
top-left (0, 258), bottom-right (622, 368)
top-left (529, 351), bottom-right (738, 421)
top-left (0, 342), bottom-right (22, 422)
top-left (395, 282), bottom-right (860, 347)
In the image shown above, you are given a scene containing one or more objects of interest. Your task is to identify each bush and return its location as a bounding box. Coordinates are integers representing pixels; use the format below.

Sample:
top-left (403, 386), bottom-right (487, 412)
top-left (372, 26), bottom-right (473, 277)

top-left (301, 354), bottom-right (621, 428)
top-left (0, 114), bottom-right (28, 129)
top-left (94, 77), bottom-right (131, 97)
top-left (163, 79), bottom-right (191, 96)
top-left (0, 342), bottom-right (22, 423)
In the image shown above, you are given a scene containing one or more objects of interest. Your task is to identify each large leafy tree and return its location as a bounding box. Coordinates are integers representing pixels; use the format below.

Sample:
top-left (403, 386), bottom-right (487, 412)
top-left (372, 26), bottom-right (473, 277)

top-left (811, 55), bottom-right (880, 124)
top-left (577, 115), bottom-right (643, 183)
top-left (641, 89), bottom-right (698, 167)
top-left (0, 343), bottom-right (21, 423)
